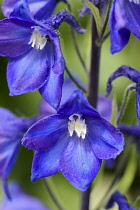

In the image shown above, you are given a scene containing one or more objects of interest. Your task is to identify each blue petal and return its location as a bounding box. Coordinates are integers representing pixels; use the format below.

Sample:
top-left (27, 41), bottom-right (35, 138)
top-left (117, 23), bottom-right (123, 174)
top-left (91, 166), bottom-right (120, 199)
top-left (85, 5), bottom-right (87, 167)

top-left (86, 116), bottom-right (124, 159)
top-left (109, 0), bottom-right (130, 53)
top-left (51, 36), bottom-right (65, 74)
top-left (0, 139), bottom-right (20, 199)
top-left (31, 132), bottom-right (69, 181)
top-left (97, 96), bottom-right (112, 121)
top-left (58, 90), bottom-right (100, 117)
top-left (0, 18), bottom-right (33, 57)
top-left (46, 10), bottom-right (86, 34)
top-left (1, 182), bottom-right (48, 210)
top-left (106, 65), bottom-right (140, 97)
top-left (118, 123), bottom-right (140, 139)
top-left (7, 43), bottom-right (54, 95)
top-left (0, 107), bottom-right (30, 136)
top-left (2, 0), bottom-right (19, 17)
top-left (33, 0), bottom-right (61, 20)
top-left (60, 135), bottom-right (101, 191)
top-left (124, 0), bottom-right (140, 39)
top-left (2, 0), bottom-right (61, 20)
top-left (39, 71), bottom-right (64, 109)
top-left (9, 0), bottom-right (33, 22)
top-left (22, 114), bottom-right (68, 151)
top-left (105, 191), bottom-right (135, 210)
top-left (0, 107), bottom-right (32, 198)
top-left (38, 100), bottom-right (56, 116)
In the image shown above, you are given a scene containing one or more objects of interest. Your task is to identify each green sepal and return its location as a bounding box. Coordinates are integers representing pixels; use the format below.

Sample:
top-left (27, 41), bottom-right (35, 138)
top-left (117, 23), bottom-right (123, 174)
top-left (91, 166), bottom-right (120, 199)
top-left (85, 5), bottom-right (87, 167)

top-left (84, 0), bottom-right (101, 37)
top-left (110, 87), bottom-right (117, 127)
top-left (118, 145), bottom-right (137, 193)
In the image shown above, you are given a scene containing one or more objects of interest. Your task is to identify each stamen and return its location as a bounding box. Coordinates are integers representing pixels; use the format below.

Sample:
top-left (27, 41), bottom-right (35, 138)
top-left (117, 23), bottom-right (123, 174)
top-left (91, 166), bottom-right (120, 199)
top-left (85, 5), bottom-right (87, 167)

top-left (68, 114), bottom-right (87, 139)
top-left (129, 0), bottom-right (140, 4)
top-left (28, 26), bottom-right (48, 50)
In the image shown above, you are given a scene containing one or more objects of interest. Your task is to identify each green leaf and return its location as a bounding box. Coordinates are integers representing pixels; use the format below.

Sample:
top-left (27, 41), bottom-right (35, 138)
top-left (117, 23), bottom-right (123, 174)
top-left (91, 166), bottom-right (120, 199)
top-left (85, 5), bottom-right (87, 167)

top-left (118, 145), bottom-right (137, 193)
top-left (84, 0), bottom-right (101, 37)
top-left (110, 87), bottom-right (117, 127)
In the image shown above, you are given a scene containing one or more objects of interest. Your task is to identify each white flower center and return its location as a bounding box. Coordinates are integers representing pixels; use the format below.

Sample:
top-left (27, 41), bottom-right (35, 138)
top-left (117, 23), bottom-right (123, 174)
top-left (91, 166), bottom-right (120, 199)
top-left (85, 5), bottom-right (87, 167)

top-left (129, 0), bottom-right (140, 4)
top-left (28, 26), bottom-right (49, 50)
top-left (68, 114), bottom-right (87, 139)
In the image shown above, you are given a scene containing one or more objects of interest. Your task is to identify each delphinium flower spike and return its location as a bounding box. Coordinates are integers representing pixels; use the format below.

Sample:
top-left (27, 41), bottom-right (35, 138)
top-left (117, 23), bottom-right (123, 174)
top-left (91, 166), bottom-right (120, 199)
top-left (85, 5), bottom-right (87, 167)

top-left (109, 0), bottom-right (140, 53)
top-left (0, 107), bottom-right (37, 199)
top-left (0, 0), bottom-right (85, 109)
top-left (22, 90), bottom-right (124, 191)
top-left (1, 181), bottom-right (48, 210)
top-left (106, 65), bottom-right (140, 125)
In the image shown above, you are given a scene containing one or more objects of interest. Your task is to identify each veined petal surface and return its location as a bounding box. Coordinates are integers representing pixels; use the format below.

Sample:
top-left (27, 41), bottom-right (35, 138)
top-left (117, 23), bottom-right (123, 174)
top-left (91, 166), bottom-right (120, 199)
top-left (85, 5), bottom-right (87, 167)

top-left (60, 135), bottom-right (101, 191)
top-left (7, 43), bottom-right (54, 95)
top-left (86, 116), bottom-right (124, 159)
top-left (0, 18), bottom-right (33, 57)
top-left (22, 114), bottom-right (68, 151)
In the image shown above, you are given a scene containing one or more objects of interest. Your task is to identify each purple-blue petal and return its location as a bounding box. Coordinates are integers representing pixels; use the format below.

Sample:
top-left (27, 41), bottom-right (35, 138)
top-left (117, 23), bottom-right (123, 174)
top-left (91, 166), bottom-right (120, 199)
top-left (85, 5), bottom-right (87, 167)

top-left (105, 191), bottom-right (135, 210)
top-left (58, 90), bottom-right (100, 117)
top-left (9, 0), bottom-right (33, 22)
top-left (46, 10), bottom-right (86, 34)
top-left (123, 0), bottom-right (140, 39)
top-left (2, 0), bottom-right (61, 20)
top-left (106, 65), bottom-right (140, 96)
top-left (7, 43), bottom-right (53, 96)
top-left (38, 100), bottom-right (56, 116)
top-left (39, 71), bottom-right (64, 109)
top-left (31, 132), bottom-right (69, 181)
top-left (22, 114), bottom-right (68, 151)
top-left (97, 96), bottom-right (112, 121)
top-left (0, 18), bottom-right (33, 57)
top-left (109, 0), bottom-right (130, 53)
top-left (60, 135), bottom-right (101, 191)
top-left (33, 0), bottom-right (61, 20)
top-left (1, 182), bottom-right (48, 210)
top-left (1, 141), bottom-right (20, 199)
top-left (86, 116), bottom-right (124, 159)
top-left (118, 123), bottom-right (140, 139)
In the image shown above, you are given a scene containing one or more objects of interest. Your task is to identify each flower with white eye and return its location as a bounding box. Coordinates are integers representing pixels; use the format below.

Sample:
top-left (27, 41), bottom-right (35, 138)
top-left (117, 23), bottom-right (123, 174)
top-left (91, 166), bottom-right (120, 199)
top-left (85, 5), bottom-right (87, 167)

top-left (22, 90), bottom-right (124, 191)
top-left (0, 0), bottom-right (85, 109)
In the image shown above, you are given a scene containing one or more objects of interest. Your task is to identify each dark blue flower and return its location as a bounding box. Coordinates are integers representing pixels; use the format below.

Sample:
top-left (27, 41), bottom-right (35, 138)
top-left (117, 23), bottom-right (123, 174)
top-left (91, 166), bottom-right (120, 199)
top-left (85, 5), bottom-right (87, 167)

top-left (0, 107), bottom-right (37, 199)
top-left (105, 191), bottom-right (139, 210)
top-left (22, 90), bottom-right (124, 191)
top-left (0, 0), bottom-right (85, 109)
top-left (2, 0), bottom-right (66, 20)
top-left (1, 181), bottom-right (48, 210)
top-left (106, 65), bottom-right (140, 125)
top-left (109, 0), bottom-right (140, 53)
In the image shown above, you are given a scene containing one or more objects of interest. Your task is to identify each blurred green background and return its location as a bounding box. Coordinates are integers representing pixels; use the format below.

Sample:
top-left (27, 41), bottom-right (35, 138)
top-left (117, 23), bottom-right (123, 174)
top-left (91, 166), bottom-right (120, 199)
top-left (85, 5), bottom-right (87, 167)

top-left (0, 0), bottom-right (140, 209)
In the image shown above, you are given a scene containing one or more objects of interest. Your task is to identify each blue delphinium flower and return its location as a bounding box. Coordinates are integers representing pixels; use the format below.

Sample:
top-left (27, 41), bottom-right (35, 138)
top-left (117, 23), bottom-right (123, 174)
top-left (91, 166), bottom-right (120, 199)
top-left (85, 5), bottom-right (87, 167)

top-left (106, 65), bottom-right (140, 125)
top-left (0, 0), bottom-right (85, 109)
top-left (0, 107), bottom-right (37, 199)
top-left (2, 0), bottom-right (66, 20)
top-left (1, 181), bottom-right (48, 210)
top-left (22, 90), bottom-right (124, 191)
top-left (105, 191), bottom-right (140, 210)
top-left (109, 0), bottom-right (140, 53)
